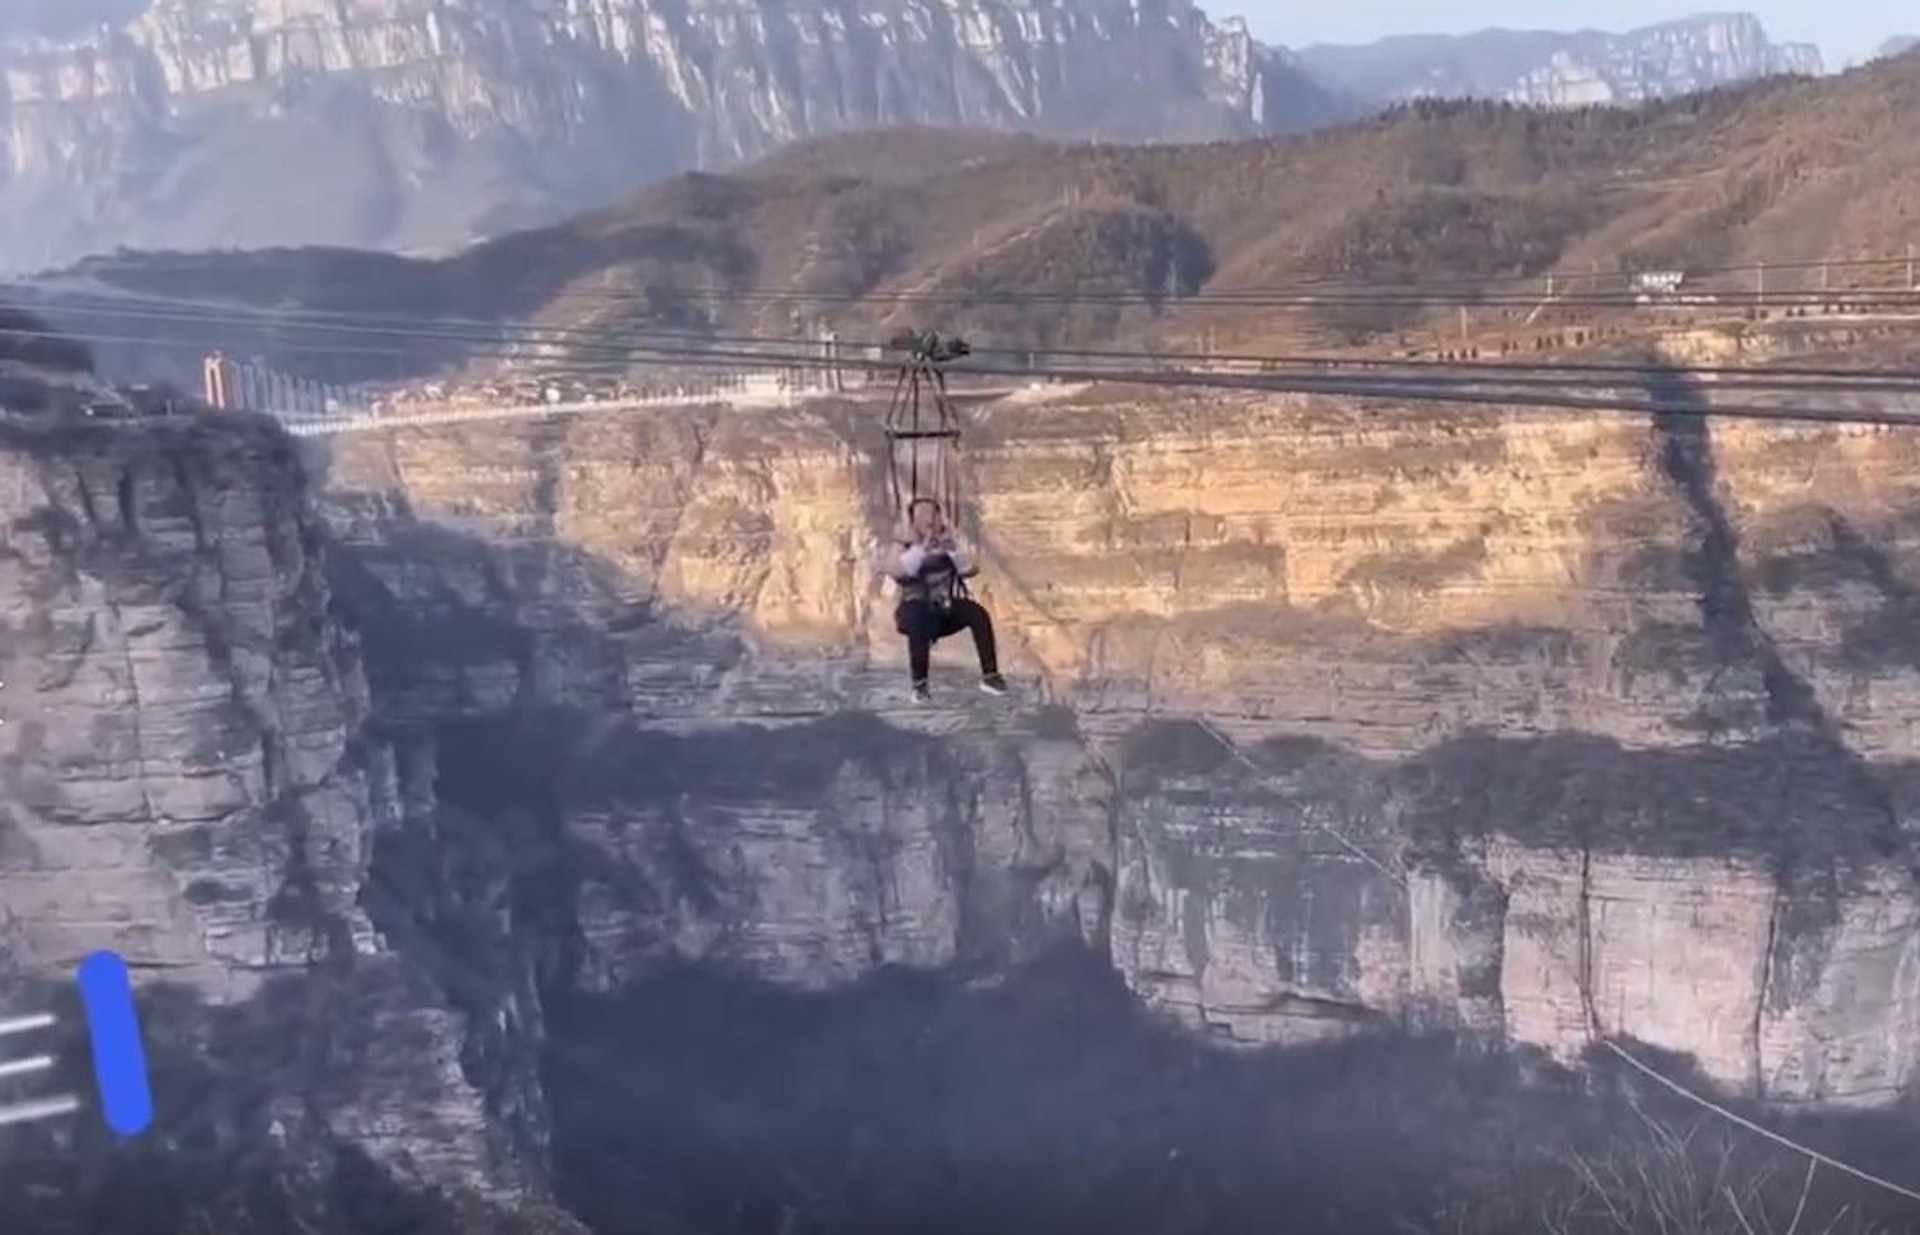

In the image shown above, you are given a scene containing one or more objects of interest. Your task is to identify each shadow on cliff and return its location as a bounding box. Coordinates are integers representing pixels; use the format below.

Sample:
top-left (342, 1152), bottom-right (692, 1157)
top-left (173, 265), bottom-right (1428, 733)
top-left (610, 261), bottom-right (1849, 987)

top-left (7, 955), bottom-right (1917, 1235)
top-left (1808, 512), bottom-right (1920, 828)
top-left (299, 430), bottom-right (1920, 1234)
top-left (1636, 369), bottom-right (1909, 848)
top-left (1641, 369), bottom-right (1835, 736)
top-left (1815, 514), bottom-right (1920, 675)
top-left (539, 946), bottom-right (1920, 1235)
top-left (1116, 711), bottom-right (1917, 882)
top-left (319, 484), bottom-right (694, 720)
top-left (316, 468), bottom-right (1070, 975)
top-left (312, 487), bottom-right (1128, 1221)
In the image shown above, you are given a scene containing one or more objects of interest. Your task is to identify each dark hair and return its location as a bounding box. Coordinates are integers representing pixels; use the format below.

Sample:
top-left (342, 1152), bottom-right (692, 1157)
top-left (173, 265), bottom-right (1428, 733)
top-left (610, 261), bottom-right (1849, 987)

top-left (908, 498), bottom-right (942, 516)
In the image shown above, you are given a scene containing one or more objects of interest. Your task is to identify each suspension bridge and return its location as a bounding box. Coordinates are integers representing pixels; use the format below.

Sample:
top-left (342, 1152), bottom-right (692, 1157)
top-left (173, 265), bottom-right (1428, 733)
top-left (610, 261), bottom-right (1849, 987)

top-left (202, 349), bottom-right (911, 437)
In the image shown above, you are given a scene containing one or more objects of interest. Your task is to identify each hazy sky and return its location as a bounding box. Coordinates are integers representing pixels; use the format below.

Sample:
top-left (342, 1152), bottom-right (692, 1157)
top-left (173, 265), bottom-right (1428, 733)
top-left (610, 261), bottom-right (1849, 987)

top-left (1237, 3), bottom-right (1904, 70)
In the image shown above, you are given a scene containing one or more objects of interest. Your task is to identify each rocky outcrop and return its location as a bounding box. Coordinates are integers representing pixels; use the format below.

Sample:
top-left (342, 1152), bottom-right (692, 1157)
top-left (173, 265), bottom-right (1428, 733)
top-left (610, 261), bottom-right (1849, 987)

top-left (0, 408), bottom-right (575, 1228)
top-left (1294, 13), bottom-right (1823, 108)
top-left (0, 0), bottom-right (1343, 274)
top-left (311, 380), bottom-right (1920, 1111)
top-left (0, 415), bottom-right (372, 988)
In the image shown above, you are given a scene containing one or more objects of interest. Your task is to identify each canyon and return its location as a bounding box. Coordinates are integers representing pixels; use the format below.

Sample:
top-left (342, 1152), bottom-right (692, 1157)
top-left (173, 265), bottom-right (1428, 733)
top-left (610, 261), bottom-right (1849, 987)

top-left (305, 375), bottom-right (1920, 1105)
top-left (3, 19), bottom-right (1919, 1226)
top-left (10, 343), bottom-right (1920, 1227)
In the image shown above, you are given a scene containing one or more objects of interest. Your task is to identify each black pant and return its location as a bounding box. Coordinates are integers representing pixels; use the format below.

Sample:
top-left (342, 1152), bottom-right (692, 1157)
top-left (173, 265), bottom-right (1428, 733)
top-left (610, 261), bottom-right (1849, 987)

top-left (896, 598), bottom-right (998, 683)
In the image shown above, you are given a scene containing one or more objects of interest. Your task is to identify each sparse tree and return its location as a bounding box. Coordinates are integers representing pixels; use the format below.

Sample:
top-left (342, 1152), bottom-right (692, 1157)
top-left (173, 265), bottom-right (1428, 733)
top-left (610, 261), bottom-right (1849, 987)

top-left (1537, 1110), bottom-right (1882, 1235)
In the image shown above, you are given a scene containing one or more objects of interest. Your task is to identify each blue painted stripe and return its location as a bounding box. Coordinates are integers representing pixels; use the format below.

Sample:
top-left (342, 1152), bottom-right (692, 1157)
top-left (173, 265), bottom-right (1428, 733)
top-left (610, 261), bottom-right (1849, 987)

top-left (75, 952), bottom-right (154, 1137)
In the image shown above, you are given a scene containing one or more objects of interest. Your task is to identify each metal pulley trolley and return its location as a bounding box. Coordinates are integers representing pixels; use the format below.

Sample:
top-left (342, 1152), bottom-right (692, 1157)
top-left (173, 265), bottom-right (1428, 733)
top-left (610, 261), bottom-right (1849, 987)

top-left (883, 329), bottom-right (972, 526)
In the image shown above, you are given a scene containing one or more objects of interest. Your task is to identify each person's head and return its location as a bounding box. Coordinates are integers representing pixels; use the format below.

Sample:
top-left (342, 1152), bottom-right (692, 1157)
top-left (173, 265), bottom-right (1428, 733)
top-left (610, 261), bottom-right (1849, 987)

top-left (908, 498), bottom-right (944, 538)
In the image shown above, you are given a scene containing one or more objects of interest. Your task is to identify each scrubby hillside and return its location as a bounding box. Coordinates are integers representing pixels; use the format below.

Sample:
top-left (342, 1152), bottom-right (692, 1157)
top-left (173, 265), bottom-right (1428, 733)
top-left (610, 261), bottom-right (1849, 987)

top-left (43, 50), bottom-right (1920, 381)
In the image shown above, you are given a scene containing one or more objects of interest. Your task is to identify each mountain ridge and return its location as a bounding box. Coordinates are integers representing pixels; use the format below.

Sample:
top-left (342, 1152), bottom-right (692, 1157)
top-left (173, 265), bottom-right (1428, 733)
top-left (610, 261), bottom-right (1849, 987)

top-left (0, 3), bottom-right (1835, 275)
top-left (44, 51), bottom-right (1920, 390)
top-left (1292, 12), bottom-right (1823, 107)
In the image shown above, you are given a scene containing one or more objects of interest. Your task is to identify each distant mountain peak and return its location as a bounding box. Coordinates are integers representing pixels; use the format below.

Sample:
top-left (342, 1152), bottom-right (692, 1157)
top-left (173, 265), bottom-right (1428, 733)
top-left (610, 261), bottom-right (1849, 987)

top-left (0, 0), bottom-right (1348, 273)
top-left (1291, 10), bottom-right (1822, 109)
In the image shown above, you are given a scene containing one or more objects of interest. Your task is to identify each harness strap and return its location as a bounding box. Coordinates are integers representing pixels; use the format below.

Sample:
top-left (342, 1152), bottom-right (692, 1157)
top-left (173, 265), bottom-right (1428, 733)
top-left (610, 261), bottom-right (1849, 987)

top-left (909, 380), bottom-right (922, 509)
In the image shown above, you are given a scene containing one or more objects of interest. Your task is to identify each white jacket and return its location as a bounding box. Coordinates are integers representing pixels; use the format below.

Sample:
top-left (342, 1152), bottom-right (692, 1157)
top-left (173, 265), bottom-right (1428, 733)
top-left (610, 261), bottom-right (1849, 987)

top-left (891, 535), bottom-right (976, 604)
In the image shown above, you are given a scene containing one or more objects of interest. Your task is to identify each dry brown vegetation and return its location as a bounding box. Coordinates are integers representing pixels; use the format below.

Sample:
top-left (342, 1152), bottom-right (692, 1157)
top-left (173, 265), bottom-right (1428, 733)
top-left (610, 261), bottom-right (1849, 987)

top-left (64, 50), bottom-right (1920, 369)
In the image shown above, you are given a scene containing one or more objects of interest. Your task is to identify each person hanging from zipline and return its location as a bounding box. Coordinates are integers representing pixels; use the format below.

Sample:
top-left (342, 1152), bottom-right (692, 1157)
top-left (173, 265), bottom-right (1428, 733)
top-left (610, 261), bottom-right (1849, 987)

top-left (881, 329), bottom-right (1007, 702)
top-left (889, 497), bottom-right (1007, 703)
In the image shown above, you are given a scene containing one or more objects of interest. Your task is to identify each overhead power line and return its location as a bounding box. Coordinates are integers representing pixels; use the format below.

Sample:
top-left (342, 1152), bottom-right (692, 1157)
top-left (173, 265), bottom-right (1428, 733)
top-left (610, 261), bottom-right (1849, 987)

top-left (8, 283), bottom-right (1920, 429)
top-left (13, 291), bottom-right (1920, 390)
top-left (12, 320), bottom-right (1919, 431)
top-left (13, 251), bottom-right (1919, 317)
top-left (6, 317), bottom-right (1919, 396)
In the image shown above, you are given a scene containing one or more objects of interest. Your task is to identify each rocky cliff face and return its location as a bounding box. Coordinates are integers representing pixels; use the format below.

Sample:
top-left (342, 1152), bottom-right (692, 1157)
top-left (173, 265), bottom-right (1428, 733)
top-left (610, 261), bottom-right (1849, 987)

top-left (0, 408), bottom-right (578, 1231)
top-left (308, 380), bottom-right (1920, 1111)
top-left (0, 0), bottom-right (1345, 276)
top-left (1294, 13), bottom-right (1823, 109)
top-left (13, 373), bottom-right (1920, 1228)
